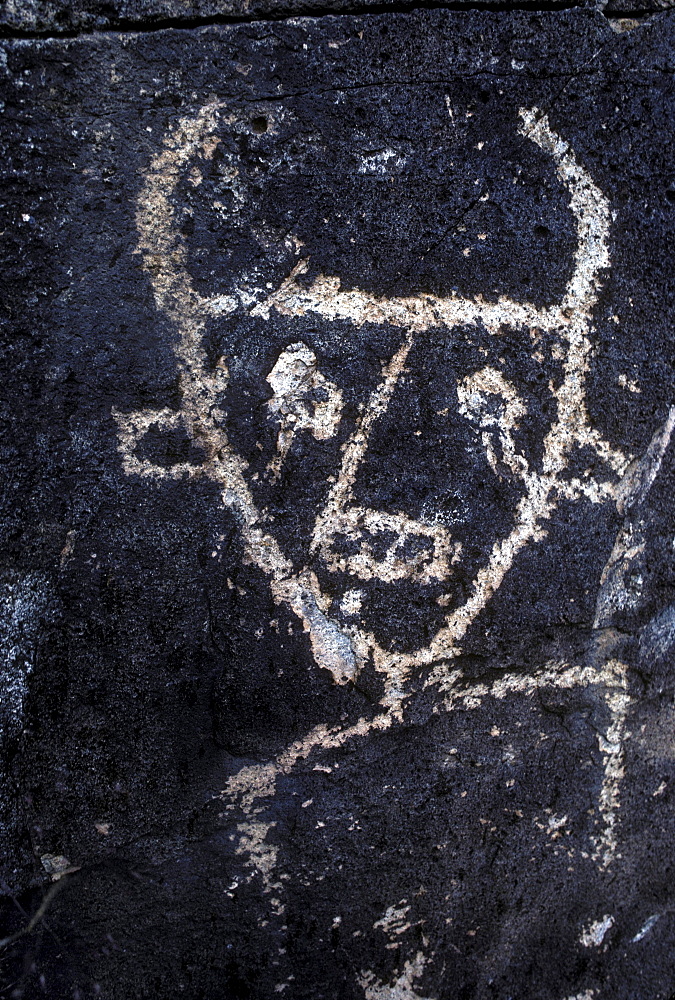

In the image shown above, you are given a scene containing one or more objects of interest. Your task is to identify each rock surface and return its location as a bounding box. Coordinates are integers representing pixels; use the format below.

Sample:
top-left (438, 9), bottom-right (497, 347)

top-left (1, 7), bottom-right (675, 999)
top-left (0, 0), bottom-right (602, 35)
top-left (3, 0), bottom-right (673, 36)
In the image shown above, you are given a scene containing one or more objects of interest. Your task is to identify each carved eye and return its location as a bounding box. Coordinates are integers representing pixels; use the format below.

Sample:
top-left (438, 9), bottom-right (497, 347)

top-left (457, 367), bottom-right (527, 432)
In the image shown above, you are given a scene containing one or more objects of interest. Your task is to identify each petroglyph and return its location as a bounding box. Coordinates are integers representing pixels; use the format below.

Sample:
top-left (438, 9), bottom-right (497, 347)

top-left (307, 329), bottom-right (461, 590)
top-left (589, 408), bottom-right (675, 867)
top-left (271, 572), bottom-right (357, 684)
top-left (119, 103), bottom-right (628, 694)
top-left (218, 653), bottom-right (633, 933)
top-left (235, 819), bottom-right (285, 915)
top-left (374, 902), bottom-right (414, 939)
top-left (579, 914), bottom-right (614, 948)
top-left (456, 367), bottom-right (529, 479)
top-left (359, 952), bottom-right (434, 1000)
top-left (114, 100), bottom-right (672, 913)
top-left (266, 342), bottom-right (343, 481)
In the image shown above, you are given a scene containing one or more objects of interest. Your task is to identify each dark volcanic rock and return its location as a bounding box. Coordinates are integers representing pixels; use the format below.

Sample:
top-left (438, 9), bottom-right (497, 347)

top-left (1, 8), bottom-right (675, 999)
top-left (0, 0), bottom-right (598, 36)
top-left (604, 0), bottom-right (673, 12)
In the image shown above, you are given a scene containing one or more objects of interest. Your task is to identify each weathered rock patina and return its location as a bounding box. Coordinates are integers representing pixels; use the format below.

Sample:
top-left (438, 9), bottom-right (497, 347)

top-left (1, 7), bottom-right (675, 998)
top-left (0, 0), bottom-right (603, 35)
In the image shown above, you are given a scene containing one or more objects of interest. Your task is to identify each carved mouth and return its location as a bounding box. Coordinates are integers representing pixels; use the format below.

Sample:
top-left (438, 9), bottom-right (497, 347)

top-left (318, 508), bottom-right (462, 586)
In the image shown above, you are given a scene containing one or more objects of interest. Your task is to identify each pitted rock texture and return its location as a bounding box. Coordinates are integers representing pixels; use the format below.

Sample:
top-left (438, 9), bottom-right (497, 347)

top-left (604, 0), bottom-right (674, 12)
top-left (1, 8), bottom-right (675, 1000)
top-left (0, 0), bottom-right (600, 35)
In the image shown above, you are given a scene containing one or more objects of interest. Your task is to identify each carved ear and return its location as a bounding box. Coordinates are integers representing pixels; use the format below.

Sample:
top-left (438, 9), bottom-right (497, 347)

top-left (112, 407), bottom-right (205, 481)
top-left (457, 367), bottom-right (529, 480)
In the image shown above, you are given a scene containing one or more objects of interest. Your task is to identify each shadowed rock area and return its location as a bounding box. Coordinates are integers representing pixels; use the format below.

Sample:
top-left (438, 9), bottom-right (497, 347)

top-left (3, 0), bottom-right (673, 36)
top-left (0, 0), bottom-right (600, 35)
top-left (1, 7), bottom-right (675, 999)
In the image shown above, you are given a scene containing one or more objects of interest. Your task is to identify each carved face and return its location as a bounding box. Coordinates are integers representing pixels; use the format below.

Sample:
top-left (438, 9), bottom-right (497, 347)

top-left (118, 99), bottom-right (625, 696)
